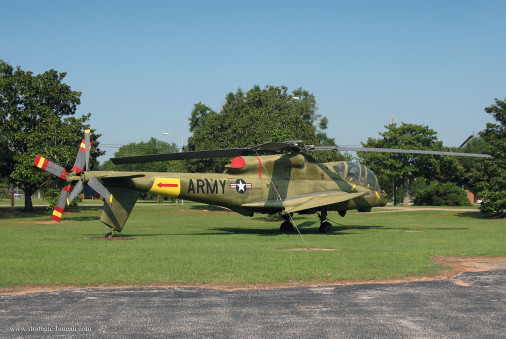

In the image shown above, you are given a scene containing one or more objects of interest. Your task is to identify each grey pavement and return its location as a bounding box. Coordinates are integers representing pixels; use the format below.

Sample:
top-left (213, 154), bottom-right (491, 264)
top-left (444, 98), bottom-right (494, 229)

top-left (1, 270), bottom-right (505, 338)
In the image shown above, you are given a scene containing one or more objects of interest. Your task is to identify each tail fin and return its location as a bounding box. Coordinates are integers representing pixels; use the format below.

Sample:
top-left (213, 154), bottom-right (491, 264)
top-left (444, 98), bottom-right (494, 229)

top-left (100, 187), bottom-right (138, 232)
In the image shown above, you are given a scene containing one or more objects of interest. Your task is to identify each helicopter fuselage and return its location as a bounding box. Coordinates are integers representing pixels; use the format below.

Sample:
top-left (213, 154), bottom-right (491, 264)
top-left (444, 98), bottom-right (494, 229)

top-left (72, 154), bottom-right (387, 231)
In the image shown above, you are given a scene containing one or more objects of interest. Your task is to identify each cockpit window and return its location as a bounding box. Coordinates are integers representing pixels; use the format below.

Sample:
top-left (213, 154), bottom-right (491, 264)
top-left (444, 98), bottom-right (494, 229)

top-left (359, 165), bottom-right (367, 185)
top-left (334, 162), bottom-right (380, 190)
top-left (333, 162), bottom-right (346, 179)
top-left (366, 168), bottom-right (379, 190)
top-left (347, 162), bottom-right (360, 183)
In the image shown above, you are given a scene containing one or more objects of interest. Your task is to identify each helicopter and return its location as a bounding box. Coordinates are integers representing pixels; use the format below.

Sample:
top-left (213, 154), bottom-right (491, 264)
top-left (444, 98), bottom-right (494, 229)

top-left (33, 130), bottom-right (491, 237)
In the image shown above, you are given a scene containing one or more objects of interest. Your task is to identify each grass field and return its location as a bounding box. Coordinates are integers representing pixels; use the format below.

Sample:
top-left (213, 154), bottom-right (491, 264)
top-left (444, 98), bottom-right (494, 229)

top-left (0, 202), bottom-right (504, 290)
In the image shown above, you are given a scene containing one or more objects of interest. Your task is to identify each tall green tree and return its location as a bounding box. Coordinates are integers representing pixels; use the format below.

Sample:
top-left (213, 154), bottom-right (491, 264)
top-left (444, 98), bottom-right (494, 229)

top-left (469, 98), bottom-right (506, 216)
top-left (358, 123), bottom-right (463, 205)
top-left (0, 61), bottom-right (102, 210)
top-left (186, 85), bottom-right (343, 172)
top-left (100, 138), bottom-right (182, 172)
top-left (457, 135), bottom-right (489, 196)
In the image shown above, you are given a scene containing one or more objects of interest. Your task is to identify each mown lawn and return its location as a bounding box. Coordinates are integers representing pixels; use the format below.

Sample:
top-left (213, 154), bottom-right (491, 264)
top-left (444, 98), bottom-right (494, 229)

top-left (0, 202), bottom-right (504, 289)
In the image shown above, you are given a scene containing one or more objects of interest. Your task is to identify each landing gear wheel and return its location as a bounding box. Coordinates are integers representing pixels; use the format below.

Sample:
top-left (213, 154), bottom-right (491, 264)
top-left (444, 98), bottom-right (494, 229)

top-left (319, 221), bottom-right (333, 234)
top-left (280, 220), bottom-right (294, 232)
top-left (105, 230), bottom-right (115, 239)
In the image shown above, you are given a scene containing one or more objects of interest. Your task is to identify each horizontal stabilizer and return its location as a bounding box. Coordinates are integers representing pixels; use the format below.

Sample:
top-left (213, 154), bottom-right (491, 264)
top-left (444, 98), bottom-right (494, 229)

top-left (100, 173), bottom-right (146, 179)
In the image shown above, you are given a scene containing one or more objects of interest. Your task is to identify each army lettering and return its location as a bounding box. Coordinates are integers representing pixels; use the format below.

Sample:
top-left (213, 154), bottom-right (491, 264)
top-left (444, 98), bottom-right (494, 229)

top-left (187, 179), bottom-right (226, 194)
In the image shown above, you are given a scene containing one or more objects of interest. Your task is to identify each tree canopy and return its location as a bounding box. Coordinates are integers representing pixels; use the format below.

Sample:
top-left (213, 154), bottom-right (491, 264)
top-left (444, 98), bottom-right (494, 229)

top-left (100, 138), bottom-right (182, 172)
top-left (186, 85), bottom-right (343, 172)
top-left (0, 61), bottom-right (102, 210)
top-left (469, 98), bottom-right (506, 216)
top-left (358, 123), bottom-right (463, 205)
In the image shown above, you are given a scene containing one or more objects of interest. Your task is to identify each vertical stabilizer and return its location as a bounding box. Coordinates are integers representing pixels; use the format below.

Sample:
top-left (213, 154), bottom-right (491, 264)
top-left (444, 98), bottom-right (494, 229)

top-left (100, 187), bottom-right (138, 232)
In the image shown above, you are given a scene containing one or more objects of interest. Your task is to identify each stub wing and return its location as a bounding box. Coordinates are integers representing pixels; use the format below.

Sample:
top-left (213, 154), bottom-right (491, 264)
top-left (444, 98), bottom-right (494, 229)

top-left (243, 191), bottom-right (367, 213)
top-left (284, 191), bottom-right (367, 213)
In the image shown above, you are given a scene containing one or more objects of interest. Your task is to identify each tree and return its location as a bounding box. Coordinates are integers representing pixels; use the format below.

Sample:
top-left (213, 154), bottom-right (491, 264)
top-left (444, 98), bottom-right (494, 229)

top-left (100, 138), bottom-right (182, 172)
top-left (412, 181), bottom-right (472, 206)
top-left (186, 85), bottom-right (344, 172)
top-left (358, 123), bottom-right (463, 205)
top-left (0, 61), bottom-right (102, 210)
top-left (469, 98), bottom-right (506, 216)
top-left (456, 135), bottom-right (489, 196)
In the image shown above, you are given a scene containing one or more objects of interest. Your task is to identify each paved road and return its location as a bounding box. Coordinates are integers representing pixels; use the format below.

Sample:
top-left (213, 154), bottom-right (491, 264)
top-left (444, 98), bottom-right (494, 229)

top-left (1, 270), bottom-right (504, 338)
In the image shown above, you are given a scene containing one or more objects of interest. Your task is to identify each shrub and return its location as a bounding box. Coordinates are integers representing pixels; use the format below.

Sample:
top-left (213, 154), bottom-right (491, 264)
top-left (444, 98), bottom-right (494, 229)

top-left (413, 182), bottom-right (472, 206)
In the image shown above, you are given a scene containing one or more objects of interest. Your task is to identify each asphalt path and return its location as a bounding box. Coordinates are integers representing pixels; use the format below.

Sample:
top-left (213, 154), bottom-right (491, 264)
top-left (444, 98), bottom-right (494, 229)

top-left (1, 269), bottom-right (504, 338)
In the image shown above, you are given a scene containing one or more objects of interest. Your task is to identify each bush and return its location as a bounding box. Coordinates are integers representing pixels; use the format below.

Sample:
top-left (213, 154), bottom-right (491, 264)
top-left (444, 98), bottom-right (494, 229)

top-left (413, 182), bottom-right (472, 206)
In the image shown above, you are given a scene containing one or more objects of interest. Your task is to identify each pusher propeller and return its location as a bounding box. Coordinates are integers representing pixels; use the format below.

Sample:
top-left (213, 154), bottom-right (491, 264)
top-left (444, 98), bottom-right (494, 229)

top-left (33, 129), bottom-right (113, 222)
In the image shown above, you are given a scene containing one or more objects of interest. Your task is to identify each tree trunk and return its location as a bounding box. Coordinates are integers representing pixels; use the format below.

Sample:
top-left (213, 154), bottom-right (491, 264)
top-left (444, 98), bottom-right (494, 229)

top-left (23, 185), bottom-right (34, 211)
top-left (393, 177), bottom-right (397, 205)
top-left (10, 182), bottom-right (14, 207)
top-left (402, 177), bottom-right (411, 205)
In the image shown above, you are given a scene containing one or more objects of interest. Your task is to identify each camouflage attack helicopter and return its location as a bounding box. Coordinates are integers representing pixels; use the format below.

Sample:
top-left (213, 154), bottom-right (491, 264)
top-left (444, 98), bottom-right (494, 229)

top-left (33, 130), bottom-right (491, 237)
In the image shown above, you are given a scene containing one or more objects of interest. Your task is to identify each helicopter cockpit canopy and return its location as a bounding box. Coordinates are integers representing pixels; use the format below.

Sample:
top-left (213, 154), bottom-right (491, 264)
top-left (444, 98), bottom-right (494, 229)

top-left (332, 161), bottom-right (381, 191)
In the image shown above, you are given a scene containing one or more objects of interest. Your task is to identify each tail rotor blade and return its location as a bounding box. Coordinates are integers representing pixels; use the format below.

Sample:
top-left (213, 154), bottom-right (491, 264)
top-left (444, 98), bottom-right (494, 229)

top-left (71, 138), bottom-right (87, 173)
top-left (51, 186), bottom-right (72, 222)
top-left (33, 155), bottom-right (67, 179)
top-left (84, 129), bottom-right (90, 172)
top-left (83, 181), bottom-right (106, 201)
top-left (88, 177), bottom-right (113, 204)
top-left (68, 180), bottom-right (84, 205)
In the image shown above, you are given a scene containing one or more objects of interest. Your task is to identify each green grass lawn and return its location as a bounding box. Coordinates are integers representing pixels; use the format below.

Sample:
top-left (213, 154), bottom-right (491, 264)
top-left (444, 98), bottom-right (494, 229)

top-left (0, 202), bottom-right (504, 290)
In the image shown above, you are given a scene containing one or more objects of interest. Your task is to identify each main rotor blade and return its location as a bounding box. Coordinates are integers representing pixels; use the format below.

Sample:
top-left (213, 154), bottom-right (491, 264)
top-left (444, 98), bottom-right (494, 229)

top-left (315, 146), bottom-right (492, 158)
top-left (110, 141), bottom-right (306, 165)
top-left (110, 148), bottom-right (253, 164)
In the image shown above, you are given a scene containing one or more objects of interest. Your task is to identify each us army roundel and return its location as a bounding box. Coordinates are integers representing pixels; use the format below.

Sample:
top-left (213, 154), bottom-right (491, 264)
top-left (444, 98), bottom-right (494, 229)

top-left (230, 179), bottom-right (252, 194)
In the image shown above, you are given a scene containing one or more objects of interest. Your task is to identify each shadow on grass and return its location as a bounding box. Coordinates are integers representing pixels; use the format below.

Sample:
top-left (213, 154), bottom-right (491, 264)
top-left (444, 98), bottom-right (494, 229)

top-left (189, 204), bottom-right (232, 212)
top-left (457, 211), bottom-right (492, 219)
top-left (212, 224), bottom-right (383, 236)
top-left (381, 227), bottom-right (468, 231)
top-left (0, 206), bottom-right (50, 219)
top-left (0, 206), bottom-right (105, 223)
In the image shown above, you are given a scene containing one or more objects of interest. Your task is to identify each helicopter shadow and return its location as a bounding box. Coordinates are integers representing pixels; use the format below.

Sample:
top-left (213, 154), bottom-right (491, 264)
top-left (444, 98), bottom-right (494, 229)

top-left (212, 223), bottom-right (383, 236)
top-left (189, 205), bottom-right (232, 212)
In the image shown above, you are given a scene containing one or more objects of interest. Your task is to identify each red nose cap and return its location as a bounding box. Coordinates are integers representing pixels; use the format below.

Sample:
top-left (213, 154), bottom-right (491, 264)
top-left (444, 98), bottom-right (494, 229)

top-left (231, 156), bottom-right (246, 168)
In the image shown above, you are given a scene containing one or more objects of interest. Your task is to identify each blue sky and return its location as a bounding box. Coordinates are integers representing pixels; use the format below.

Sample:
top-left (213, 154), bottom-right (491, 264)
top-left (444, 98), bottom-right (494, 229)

top-left (2, 0), bottom-right (505, 162)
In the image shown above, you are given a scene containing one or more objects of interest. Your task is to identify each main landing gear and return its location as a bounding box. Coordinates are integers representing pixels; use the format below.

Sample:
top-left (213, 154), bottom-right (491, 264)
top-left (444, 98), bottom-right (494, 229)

top-left (317, 209), bottom-right (333, 234)
top-left (278, 209), bottom-right (342, 234)
top-left (280, 215), bottom-right (294, 232)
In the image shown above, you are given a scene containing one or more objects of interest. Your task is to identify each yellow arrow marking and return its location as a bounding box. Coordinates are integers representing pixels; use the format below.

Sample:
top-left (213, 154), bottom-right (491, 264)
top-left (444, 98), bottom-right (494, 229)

top-left (149, 178), bottom-right (181, 197)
